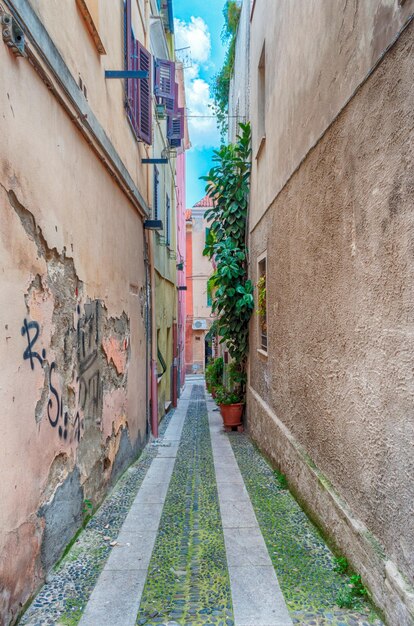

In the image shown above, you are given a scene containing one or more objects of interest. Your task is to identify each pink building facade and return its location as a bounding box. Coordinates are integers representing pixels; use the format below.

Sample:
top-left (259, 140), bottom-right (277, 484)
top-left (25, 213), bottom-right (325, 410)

top-left (175, 64), bottom-right (190, 391)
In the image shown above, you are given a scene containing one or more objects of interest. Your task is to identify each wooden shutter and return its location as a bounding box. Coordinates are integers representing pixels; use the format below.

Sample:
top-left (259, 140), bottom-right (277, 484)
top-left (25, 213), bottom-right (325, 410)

top-left (124, 1), bottom-right (152, 144)
top-left (155, 59), bottom-right (175, 99)
top-left (125, 0), bottom-right (133, 103)
top-left (167, 107), bottom-right (184, 148)
top-left (137, 40), bottom-right (152, 145)
top-left (164, 81), bottom-right (178, 115)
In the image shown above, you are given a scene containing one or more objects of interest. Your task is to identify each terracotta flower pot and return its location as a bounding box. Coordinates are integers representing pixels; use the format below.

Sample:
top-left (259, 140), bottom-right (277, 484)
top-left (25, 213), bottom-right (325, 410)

top-left (219, 403), bottom-right (244, 427)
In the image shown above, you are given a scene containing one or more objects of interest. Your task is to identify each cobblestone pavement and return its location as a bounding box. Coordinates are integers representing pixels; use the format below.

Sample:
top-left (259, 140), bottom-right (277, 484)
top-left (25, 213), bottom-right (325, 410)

top-left (136, 385), bottom-right (233, 626)
top-left (20, 382), bottom-right (385, 626)
top-left (228, 433), bottom-right (384, 626)
top-left (19, 412), bottom-right (174, 626)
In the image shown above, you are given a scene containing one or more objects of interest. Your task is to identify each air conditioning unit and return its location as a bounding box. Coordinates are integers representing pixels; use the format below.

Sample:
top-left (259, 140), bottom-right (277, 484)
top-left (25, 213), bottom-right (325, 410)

top-left (192, 319), bottom-right (207, 330)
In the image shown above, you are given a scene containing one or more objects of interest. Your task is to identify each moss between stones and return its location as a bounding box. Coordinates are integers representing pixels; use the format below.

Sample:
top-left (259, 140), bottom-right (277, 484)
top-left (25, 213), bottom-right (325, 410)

top-left (136, 385), bottom-right (233, 626)
top-left (228, 432), bottom-right (383, 625)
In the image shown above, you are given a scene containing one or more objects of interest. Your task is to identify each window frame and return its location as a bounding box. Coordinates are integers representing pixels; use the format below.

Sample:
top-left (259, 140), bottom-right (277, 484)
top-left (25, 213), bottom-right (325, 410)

top-left (256, 41), bottom-right (266, 159)
top-left (165, 193), bottom-right (171, 247)
top-left (153, 165), bottom-right (159, 219)
top-left (257, 251), bottom-right (268, 355)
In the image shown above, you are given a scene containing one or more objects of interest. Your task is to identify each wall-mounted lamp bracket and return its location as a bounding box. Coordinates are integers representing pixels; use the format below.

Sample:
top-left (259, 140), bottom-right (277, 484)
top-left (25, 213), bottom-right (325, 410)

top-left (105, 70), bottom-right (148, 79)
top-left (141, 158), bottom-right (168, 164)
top-left (144, 220), bottom-right (163, 230)
top-left (1, 13), bottom-right (26, 57)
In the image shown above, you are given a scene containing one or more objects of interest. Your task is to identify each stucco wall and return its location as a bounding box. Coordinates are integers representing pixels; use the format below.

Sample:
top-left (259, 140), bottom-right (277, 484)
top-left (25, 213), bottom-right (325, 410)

top-left (29, 0), bottom-right (151, 198)
top-left (248, 21), bottom-right (414, 625)
top-left (249, 0), bottom-right (414, 230)
top-left (191, 209), bottom-right (213, 321)
top-left (0, 2), bottom-right (149, 623)
top-left (228, 0), bottom-right (250, 143)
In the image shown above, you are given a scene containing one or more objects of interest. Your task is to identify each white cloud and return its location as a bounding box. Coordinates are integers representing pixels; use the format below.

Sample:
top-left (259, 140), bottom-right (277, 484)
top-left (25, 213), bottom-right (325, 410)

top-left (174, 17), bottom-right (220, 149)
top-left (174, 16), bottom-right (211, 64)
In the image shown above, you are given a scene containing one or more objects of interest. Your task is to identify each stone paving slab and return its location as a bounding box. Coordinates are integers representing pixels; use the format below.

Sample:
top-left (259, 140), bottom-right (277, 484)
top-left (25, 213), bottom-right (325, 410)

top-left (208, 403), bottom-right (293, 626)
top-left (76, 569), bottom-right (147, 626)
top-left (223, 528), bottom-right (270, 567)
top-left (216, 482), bottom-right (249, 502)
top-left (228, 565), bottom-right (293, 626)
top-left (219, 500), bottom-right (261, 528)
top-left (104, 531), bottom-right (157, 571)
top-left (78, 386), bottom-right (190, 626)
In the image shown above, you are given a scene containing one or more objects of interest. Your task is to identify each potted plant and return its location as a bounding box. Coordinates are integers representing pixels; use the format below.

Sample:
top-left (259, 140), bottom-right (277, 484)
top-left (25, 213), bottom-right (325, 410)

top-left (214, 385), bottom-right (244, 429)
top-left (201, 123), bottom-right (253, 428)
top-left (205, 357), bottom-right (223, 397)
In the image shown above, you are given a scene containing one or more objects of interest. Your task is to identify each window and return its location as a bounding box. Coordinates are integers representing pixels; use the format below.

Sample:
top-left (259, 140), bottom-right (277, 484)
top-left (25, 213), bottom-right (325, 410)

top-left (257, 42), bottom-right (266, 149)
top-left (167, 107), bottom-right (184, 149)
top-left (154, 59), bottom-right (175, 99)
top-left (207, 280), bottom-right (212, 307)
top-left (124, 0), bottom-right (152, 144)
top-left (257, 255), bottom-right (267, 352)
top-left (153, 166), bottom-right (159, 219)
top-left (166, 193), bottom-right (171, 246)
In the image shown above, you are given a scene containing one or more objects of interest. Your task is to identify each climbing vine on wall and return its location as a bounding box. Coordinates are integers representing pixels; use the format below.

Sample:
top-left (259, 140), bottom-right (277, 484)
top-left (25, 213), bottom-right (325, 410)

top-left (210, 0), bottom-right (241, 138)
top-left (202, 122), bottom-right (253, 376)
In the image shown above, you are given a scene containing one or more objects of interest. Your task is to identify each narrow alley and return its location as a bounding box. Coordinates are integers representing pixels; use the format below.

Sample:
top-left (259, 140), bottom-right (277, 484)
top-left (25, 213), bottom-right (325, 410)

top-left (2, 1), bottom-right (414, 625)
top-left (21, 379), bottom-right (383, 626)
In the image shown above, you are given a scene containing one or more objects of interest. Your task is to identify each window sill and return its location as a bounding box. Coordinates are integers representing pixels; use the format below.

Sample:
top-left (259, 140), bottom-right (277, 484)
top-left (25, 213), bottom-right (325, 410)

top-left (76, 0), bottom-right (106, 55)
top-left (257, 348), bottom-right (268, 358)
top-left (255, 136), bottom-right (266, 160)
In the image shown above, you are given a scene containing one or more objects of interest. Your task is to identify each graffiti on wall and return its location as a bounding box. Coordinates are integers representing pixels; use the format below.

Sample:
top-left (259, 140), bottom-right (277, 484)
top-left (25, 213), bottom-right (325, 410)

top-left (20, 302), bottom-right (104, 442)
top-left (21, 319), bottom-right (46, 369)
top-left (77, 301), bottom-right (102, 422)
top-left (21, 298), bottom-right (130, 443)
top-left (21, 317), bottom-right (76, 440)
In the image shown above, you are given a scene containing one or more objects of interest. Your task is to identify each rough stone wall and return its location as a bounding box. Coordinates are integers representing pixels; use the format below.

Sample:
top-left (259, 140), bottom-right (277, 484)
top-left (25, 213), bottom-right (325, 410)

top-left (248, 23), bottom-right (414, 625)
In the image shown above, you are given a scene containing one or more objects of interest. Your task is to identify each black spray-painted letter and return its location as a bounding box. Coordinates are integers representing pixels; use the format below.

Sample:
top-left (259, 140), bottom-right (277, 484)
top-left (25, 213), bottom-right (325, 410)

top-left (21, 319), bottom-right (46, 370)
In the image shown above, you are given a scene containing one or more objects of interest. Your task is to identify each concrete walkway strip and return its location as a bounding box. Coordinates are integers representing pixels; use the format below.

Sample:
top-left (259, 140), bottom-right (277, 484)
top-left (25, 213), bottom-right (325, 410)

top-left (207, 397), bottom-right (293, 626)
top-left (78, 388), bottom-right (191, 626)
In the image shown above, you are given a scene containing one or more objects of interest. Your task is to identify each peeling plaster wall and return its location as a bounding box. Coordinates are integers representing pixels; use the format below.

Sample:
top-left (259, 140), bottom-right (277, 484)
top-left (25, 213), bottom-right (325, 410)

top-left (248, 20), bottom-right (414, 626)
top-left (155, 272), bottom-right (175, 418)
top-left (0, 6), bottom-right (148, 624)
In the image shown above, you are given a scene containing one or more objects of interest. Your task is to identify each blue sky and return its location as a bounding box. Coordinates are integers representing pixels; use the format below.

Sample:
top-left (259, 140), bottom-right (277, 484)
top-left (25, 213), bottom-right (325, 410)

top-left (173, 0), bottom-right (227, 207)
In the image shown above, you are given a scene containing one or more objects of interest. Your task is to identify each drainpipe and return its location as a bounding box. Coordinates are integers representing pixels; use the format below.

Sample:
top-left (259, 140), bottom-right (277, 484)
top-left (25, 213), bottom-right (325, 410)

top-left (144, 234), bottom-right (151, 439)
top-left (147, 230), bottom-right (159, 438)
top-left (172, 322), bottom-right (178, 407)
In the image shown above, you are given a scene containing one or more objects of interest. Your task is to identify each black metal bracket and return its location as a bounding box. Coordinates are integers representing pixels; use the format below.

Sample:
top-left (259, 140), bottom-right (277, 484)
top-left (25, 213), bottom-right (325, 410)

top-left (105, 70), bottom-right (148, 79)
top-left (144, 220), bottom-right (163, 230)
top-left (141, 158), bottom-right (168, 164)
